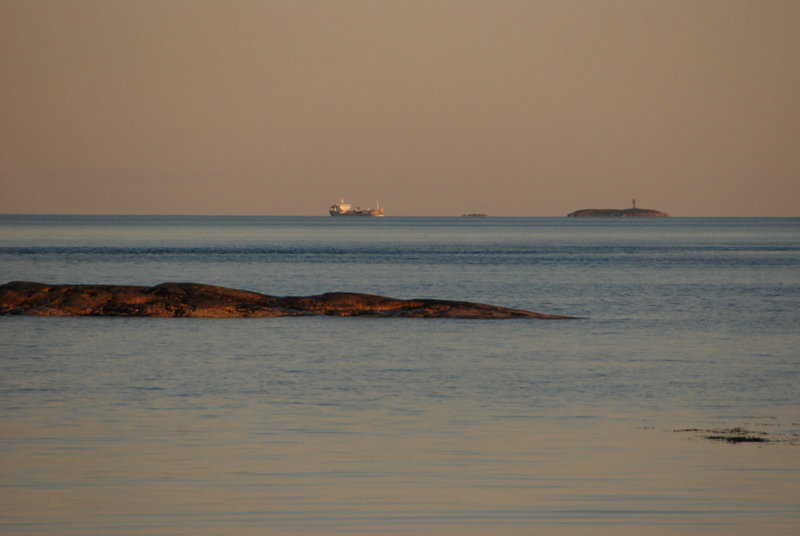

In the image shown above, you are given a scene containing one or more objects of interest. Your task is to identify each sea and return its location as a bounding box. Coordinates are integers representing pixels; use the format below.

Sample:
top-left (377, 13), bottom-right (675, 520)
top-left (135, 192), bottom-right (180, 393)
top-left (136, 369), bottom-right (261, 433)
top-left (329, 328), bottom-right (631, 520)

top-left (1, 215), bottom-right (798, 536)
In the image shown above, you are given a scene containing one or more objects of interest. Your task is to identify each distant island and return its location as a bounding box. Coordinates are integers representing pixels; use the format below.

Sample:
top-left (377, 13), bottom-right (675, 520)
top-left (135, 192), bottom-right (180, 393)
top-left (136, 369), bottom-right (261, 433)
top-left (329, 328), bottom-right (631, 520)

top-left (567, 200), bottom-right (668, 218)
top-left (0, 281), bottom-right (575, 319)
top-left (567, 208), bottom-right (669, 218)
top-left (461, 213), bottom-right (488, 218)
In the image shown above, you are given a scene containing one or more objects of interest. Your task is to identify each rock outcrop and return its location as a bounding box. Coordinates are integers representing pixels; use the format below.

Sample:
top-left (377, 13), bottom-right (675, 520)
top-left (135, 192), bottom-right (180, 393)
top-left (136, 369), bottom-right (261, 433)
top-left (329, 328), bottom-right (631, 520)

top-left (0, 281), bottom-right (575, 319)
top-left (567, 208), bottom-right (669, 217)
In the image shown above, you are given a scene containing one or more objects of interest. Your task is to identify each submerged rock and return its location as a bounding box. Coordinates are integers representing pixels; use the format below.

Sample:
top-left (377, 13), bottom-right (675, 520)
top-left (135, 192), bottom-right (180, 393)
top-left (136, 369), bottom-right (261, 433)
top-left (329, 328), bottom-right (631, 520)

top-left (0, 281), bottom-right (575, 319)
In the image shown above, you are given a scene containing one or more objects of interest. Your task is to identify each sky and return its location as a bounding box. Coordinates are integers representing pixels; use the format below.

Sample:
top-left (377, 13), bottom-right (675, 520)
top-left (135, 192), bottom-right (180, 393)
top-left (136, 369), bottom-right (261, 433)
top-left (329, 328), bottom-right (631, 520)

top-left (1, 0), bottom-right (798, 217)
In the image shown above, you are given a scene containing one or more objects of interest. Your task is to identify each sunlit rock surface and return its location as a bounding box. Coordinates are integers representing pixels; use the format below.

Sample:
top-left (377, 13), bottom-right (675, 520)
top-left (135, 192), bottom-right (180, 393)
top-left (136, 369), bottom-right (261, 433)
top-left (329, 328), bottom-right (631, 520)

top-left (0, 281), bottom-right (575, 319)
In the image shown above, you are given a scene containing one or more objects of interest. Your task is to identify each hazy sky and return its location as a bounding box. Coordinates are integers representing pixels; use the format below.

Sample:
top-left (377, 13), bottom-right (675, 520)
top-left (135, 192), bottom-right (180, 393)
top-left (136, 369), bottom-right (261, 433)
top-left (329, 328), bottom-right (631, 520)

top-left (2, 0), bottom-right (798, 216)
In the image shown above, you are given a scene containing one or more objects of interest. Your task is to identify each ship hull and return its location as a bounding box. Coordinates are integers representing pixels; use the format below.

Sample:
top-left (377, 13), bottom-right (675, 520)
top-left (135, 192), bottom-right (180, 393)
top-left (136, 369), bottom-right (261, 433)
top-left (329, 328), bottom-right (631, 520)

top-left (329, 209), bottom-right (384, 217)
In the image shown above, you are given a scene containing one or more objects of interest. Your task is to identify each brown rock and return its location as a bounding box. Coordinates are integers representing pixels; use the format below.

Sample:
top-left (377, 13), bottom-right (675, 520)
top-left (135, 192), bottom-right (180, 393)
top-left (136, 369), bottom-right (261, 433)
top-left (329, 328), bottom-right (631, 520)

top-left (0, 281), bottom-right (575, 319)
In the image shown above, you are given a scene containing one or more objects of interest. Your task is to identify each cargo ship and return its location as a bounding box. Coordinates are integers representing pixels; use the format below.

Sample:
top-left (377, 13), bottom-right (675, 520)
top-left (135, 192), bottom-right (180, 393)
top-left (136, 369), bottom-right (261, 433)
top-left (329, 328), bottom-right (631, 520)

top-left (329, 198), bottom-right (384, 217)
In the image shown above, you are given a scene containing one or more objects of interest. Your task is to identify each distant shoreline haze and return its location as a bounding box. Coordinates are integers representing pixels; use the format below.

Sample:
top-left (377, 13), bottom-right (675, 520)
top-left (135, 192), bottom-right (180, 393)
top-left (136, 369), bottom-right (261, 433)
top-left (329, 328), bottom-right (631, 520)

top-left (3, 213), bottom-right (800, 219)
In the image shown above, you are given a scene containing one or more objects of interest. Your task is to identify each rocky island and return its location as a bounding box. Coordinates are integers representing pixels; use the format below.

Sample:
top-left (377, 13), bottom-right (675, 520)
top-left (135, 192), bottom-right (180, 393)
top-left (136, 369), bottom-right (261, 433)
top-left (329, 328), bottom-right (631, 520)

top-left (567, 208), bottom-right (669, 217)
top-left (0, 281), bottom-right (574, 319)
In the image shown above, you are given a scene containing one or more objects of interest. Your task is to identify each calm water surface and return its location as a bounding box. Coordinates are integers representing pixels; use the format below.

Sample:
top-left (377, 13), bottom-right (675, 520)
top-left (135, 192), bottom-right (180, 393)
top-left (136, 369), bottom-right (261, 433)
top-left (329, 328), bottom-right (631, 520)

top-left (1, 216), bottom-right (799, 535)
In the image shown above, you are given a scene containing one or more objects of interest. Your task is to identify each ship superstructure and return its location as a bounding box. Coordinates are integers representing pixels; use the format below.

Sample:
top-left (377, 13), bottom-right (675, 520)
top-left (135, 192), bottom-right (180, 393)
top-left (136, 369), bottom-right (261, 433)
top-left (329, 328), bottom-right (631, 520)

top-left (329, 198), bottom-right (384, 217)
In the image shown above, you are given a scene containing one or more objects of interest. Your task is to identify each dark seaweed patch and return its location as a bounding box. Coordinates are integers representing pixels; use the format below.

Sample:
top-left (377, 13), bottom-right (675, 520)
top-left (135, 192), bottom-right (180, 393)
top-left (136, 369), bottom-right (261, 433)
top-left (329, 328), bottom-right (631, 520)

top-left (674, 427), bottom-right (784, 445)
